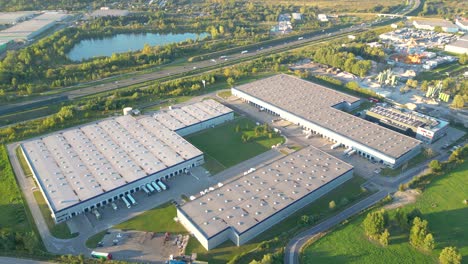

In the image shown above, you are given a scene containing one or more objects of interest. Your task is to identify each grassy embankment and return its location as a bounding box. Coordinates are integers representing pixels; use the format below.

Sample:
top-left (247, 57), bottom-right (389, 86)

top-left (302, 161), bottom-right (468, 264)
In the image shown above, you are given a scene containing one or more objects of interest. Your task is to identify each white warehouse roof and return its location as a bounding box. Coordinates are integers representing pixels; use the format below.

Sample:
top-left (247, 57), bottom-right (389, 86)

top-left (178, 146), bottom-right (353, 238)
top-left (21, 99), bottom-right (230, 213)
top-left (232, 74), bottom-right (421, 159)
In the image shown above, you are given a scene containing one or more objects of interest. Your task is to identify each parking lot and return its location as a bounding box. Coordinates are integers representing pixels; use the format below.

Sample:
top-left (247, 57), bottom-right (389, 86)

top-left (96, 229), bottom-right (186, 263)
top-left (67, 166), bottom-right (219, 234)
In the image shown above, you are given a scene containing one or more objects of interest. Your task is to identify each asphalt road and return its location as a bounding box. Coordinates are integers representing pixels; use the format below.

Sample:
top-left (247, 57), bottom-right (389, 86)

top-left (284, 190), bottom-right (388, 264)
top-left (283, 151), bottom-right (451, 264)
top-left (0, 257), bottom-right (53, 264)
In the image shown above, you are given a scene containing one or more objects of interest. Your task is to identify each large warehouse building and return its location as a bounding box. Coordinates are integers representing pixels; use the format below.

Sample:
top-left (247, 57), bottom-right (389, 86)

top-left (231, 75), bottom-right (422, 168)
top-left (0, 12), bottom-right (69, 42)
top-left (177, 146), bottom-right (354, 250)
top-left (21, 100), bottom-right (233, 223)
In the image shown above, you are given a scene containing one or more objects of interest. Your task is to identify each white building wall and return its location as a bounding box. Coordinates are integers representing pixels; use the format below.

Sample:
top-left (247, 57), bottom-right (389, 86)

top-left (444, 45), bottom-right (468, 55)
top-left (177, 208), bottom-right (211, 249)
top-left (232, 88), bottom-right (406, 167)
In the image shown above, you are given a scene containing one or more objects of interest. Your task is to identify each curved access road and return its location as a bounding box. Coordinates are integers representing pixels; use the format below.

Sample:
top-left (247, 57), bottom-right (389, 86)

top-left (284, 190), bottom-right (388, 264)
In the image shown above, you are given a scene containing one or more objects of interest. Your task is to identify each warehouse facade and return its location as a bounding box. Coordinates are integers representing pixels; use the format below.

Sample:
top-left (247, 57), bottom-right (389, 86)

top-left (232, 75), bottom-right (422, 168)
top-left (21, 100), bottom-right (233, 223)
top-left (177, 146), bottom-right (354, 250)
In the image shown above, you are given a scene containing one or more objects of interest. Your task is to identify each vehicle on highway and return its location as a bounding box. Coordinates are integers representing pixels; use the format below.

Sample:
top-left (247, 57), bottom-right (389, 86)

top-left (298, 37), bottom-right (304, 40)
top-left (241, 50), bottom-right (248, 54)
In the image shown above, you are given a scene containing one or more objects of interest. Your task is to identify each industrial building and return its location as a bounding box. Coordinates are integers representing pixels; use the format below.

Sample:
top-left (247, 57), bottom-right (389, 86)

top-left (0, 11), bottom-right (37, 25)
top-left (232, 74), bottom-right (422, 168)
top-left (455, 18), bottom-right (468, 32)
top-left (412, 19), bottom-right (459, 33)
top-left (89, 8), bottom-right (130, 18)
top-left (20, 100), bottom-right (233, 223)
top-left (365, 105), bottom-right (449, 144)
top-left (0, 12), bottom-right (69, 42)
top-left (177, 146), bottom-right (354, 250)
top-left (445, 36), bottom-right (468, 55)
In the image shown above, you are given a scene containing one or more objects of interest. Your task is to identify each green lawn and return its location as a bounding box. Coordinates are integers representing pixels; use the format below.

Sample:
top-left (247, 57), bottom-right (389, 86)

top-left (16, 147), bottom-right (33, 178)
top-left (302, 161), bottom-right (468, 264)
top-left (185, 117), bottom-right (284, 169)
top-left (380, 151), bottom-right (431, 177)
top-left (33, 191), bottom-right (78, 239)
top-left (0, 146), bottom-right (32, 232)
top-left (217, 90), bottom-right (232, 99)
top-left (86, 231), bottom-right (107, 249)
top-left (115, 202), bottom-right (186, 233)
top-left (186, 175), bottom-right (369, 264)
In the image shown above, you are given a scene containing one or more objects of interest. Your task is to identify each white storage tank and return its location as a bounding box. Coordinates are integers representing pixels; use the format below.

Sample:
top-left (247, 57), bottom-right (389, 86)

top-left (123, 107), bottom-right (133, 116)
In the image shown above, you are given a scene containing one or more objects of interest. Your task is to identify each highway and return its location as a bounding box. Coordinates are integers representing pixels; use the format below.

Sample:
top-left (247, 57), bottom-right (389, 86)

top-left (0, 23), bottom-right (371, 116)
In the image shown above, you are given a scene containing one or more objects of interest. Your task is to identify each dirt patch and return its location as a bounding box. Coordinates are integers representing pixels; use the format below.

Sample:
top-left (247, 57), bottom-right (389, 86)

top-left (98, 229), bottom-right (188, 263)
top-left (384, 189), bottom-right (421, 210)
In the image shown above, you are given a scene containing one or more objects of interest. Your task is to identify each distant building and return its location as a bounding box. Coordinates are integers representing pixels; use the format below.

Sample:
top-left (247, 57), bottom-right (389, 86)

top-left (348, 35), bottom-right (356, 40)
top-left (455, 18), bottom-right (468, 31)
top-left (292, 13), bottom-right (302, 20)
top-left (0, 11), bottom-right (37, 25)
top-left (391, 23), bottom-right (399, 29)
top-left (318, 14), bottom-right (328, 22)
top-left (0, 12), bottom-right (69, 42)
top-left (365, 105), bottom-right (449, 144)
top-left (445, 36), bottom-right (468, 54)
top-left (90, 8), bottom-right (130, 18)
top-left (412, 19), bottom-right (458, 33)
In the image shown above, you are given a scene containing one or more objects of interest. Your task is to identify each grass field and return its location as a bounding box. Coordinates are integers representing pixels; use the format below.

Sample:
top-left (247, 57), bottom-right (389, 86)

top-left (86, 231), bottom-right (107, 249)
top-left (185, 175), bottom-right (369, 264)
top-left (16, 147), bottom-right (33, 178)
top-left (115, 202), bottom-right (186, 233)
top-left (185, 117), bottom-right (284, 170)
top-left (33, 191), bottom-right (78, 239)
top-left (0, 146), bottom-right (33, 232)
top-left (302, 161), bottom-right (468, 264)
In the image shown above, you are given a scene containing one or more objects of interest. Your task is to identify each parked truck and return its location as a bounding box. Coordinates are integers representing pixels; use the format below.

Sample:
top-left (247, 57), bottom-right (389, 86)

top-left (146, 183), bottom-right (155, 192)
top-left (157, 180), bottom-right (167, 191)
top-left (127, 194), bottom-right (137, 205)
top-left (331, 142), bottom-right (341, 150)
top-left (121, 196), bottom-right (131, 208)
top-left (151, 181), bottom-right (162, 192)
top-left (142, 185), bottom-right (151, 196)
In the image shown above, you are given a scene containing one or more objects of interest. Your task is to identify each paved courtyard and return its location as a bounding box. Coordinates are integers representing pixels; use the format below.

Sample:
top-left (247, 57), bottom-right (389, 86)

top-left (97, 229), bottom-right (185, 263)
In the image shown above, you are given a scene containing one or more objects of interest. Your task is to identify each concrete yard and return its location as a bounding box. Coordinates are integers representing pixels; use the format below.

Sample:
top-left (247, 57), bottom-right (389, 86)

top-left (97, 229), bottom-right (185, 263)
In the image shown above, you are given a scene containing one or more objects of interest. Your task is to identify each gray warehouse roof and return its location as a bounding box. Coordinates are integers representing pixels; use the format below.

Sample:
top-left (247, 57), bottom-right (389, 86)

top-left (153, 99), bottom-right (234, 131)
top-left (0, 11), bottom-right (37, 25)
top-left (0, 12), bottom-right (68, 40)
top-left (22, 99), bottom-right (232, 213)
top-left (233, 74), bottom-right (421, 159)
top-left (179, 146), bottom-right (353, 238)
top-left (446, 36), bottom-right (468, 49)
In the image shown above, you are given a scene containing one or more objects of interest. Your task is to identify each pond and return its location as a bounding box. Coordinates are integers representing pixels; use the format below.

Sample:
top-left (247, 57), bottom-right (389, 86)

top-left (67, 32), bottom-right (208, 61)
